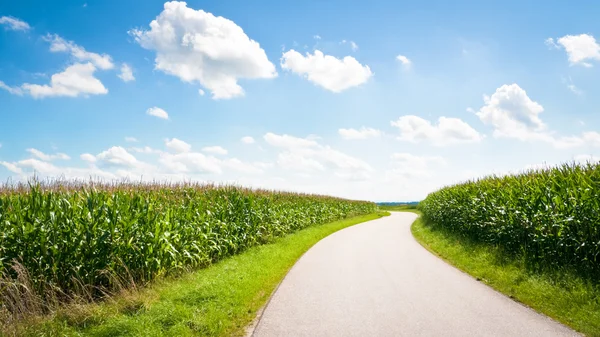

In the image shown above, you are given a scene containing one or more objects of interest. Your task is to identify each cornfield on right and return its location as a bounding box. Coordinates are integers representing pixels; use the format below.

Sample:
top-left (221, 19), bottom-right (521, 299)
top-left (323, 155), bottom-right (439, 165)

top-left (419, 162), bottom-right (600, 277)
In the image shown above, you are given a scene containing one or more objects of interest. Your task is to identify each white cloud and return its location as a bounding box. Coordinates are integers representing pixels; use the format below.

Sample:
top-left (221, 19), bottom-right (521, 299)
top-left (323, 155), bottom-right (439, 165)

top-left (96, 146), bottom-right (141, 168)
top-left (341, 40), bottom-right (359, 51)
top-left (264, 132), bottom-right (373, 180)
top-left (545, 38), bottom-right (559, 49)
top-left (146, 107), bottom-right (169, 120)
top-left (158, 152), bottom-right (221, 174)
top-left (221, 158), bottom-right (267, 174)
top-left (264, 132), bottom-right (318, 148)
top-left (0, 16), bottom-right (30, 31)
top-left (21, 63), bottom-right (108, 98)
top-left (0, 161), bottom-right (24, 175)
top-left (280, 50), bottom-right (372, 92)
top-left (476, 84), bottom-right (546, 140)
top-left (475, 83), bottom-right (600, 149)
top-left (165, 138), bottom-right (191, 153)
top-left (202, 146), bottom-right (228, 155)
top-left (118, 63), bottom-right (135, 82)
top-left (574, 154), bottom-right (600, 164)
top-left (313, 35), bottom-right (321, 40)
top-left (125, 137), bottom-right (138, 142)
top-left (0, 80), bottom-right (24, 95)
top-left (396, 55), bottom-right (411, 66)
top-left (26, 148), bottom-right (70, 161)
top-left (277, 151), bottom-right (325, 172)
top-left (45, 34), bottom-right (114, 70)
top-left (386, 153), bottom-right (447, 179)
top-left (338, 127), bottom-right (381, 140)
top-left (391, 115), bottom-right (483, 146)
top-left (130, 146), bottom-right (160, 154)
top-left (552, 132), bottom-right (600, 149)
top-left (567, 83), bottom-right (583, 96)
top-left (548, 34), bottom-right (600, 67)
top-left (80, 153), bottom-right (97, 163)
top-left (198, 89), bottom-right (205, 96)
top-left (130, 1), bottom-right (277, 99)
top-left (241, 136), bottom-right (255, 144)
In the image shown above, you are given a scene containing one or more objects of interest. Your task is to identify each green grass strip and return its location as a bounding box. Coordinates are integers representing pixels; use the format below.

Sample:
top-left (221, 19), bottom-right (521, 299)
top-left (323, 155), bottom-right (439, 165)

top-left (17, 212), bottom-right (389, 337)
top-left (411, 216), bottom-right (600, 337)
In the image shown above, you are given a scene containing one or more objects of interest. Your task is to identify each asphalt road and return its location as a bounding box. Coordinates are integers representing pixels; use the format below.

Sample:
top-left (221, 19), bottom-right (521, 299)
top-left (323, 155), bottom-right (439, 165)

top-left (252, 212), bottom-right (578, 337)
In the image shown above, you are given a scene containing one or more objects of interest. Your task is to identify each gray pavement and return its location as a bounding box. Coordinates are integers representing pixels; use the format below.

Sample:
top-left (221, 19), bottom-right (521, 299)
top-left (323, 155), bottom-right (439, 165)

top-left (252, 212), bottom-right (578, 337)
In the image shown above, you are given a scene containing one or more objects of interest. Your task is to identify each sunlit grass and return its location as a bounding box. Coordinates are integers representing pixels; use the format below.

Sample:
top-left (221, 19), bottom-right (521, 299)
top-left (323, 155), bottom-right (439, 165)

top-left (412, 217), bottom-right (600, 336)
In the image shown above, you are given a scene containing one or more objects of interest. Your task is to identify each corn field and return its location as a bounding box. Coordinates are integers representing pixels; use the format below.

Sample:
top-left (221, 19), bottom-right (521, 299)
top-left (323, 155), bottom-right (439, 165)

top-left (419, 162), bottom-right (600, 277)
top-left (0, 180), bottom-right (376, 315)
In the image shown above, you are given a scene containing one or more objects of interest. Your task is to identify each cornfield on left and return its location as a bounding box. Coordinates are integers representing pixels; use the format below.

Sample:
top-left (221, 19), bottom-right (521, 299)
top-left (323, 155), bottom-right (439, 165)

top-left (0, 180), bottom-right (376, 316)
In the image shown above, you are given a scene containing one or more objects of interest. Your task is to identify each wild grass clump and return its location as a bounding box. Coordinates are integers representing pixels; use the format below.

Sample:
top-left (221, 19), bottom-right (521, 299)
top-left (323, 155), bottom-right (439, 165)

top-left (419, 162), bottom-right (600, 279)
top-left (0, 179), bottom-right (376, 321)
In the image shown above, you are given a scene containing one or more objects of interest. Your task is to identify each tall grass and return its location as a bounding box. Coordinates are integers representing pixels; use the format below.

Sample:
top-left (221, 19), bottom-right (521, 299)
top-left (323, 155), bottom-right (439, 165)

top-left (0, 179), bottom-right (376, 320)
top-left (419, 162), bottom-right (600, 278)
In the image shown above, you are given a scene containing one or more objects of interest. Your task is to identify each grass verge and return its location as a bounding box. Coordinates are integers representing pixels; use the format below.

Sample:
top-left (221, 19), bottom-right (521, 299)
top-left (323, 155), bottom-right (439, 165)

top-left (14, 212), bottom-right (389, 337)
top-left (411, 217), bottom-right (600, 336)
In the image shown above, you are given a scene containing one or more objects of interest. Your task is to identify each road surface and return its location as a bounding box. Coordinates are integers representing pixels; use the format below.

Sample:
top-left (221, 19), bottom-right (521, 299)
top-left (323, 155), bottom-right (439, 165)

top-left (252, 212), bottom-right (577, 337)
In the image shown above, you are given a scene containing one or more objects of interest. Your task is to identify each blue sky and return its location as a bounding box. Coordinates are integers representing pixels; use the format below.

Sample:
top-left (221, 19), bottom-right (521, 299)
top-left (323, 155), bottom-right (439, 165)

top-left (1, 0), bottom-right (599, 201)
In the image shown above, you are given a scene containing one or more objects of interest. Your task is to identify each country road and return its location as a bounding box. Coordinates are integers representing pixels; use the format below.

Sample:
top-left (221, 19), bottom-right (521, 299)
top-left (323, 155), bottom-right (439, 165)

top-left (251, 212), bottom-right (577, 337)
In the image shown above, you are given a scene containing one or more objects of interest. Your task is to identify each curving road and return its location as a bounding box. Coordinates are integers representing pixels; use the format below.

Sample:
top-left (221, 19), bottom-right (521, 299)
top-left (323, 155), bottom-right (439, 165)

top-left (252, 212), bottom-right (577, 337)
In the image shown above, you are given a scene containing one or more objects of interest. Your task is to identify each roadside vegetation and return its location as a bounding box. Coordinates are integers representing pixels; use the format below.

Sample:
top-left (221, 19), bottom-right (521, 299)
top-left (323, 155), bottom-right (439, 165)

top-left (0, 180), bottom-right (377, 333)
top-left (15, 212), bottom-right (389, 336)
top-left (377, 203), bottom-right (419, 212)
top-left (415, 162), bottom-right (600, 335)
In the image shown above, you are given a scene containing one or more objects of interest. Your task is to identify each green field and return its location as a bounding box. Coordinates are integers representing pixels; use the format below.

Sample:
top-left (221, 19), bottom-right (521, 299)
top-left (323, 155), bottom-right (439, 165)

top-left (0, 181), bottom-right (376, 332)
top-left (416, 162), bottom-right (600, 335)
top-left (13, 212), bottom-right (388, 337)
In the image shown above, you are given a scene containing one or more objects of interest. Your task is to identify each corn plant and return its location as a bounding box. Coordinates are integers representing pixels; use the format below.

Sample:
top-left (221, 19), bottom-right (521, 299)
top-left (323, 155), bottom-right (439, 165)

top-left (419, 162), bottom-right (600, 278)
top-left (0, 180), bottom-right (376, 313)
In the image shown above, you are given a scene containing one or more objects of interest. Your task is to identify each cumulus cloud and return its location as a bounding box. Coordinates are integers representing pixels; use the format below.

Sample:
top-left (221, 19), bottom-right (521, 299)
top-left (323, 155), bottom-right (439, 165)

top-left (1, 35), bottom-right (114, 98)
top-left (130, 1), bottom-right (277, 99)
top-left (547, 34), bottom-right (600, 67)
top-left (264, 132), bottom-right (373, 180)
top-left (96, 146), bottom-right (142, 168)
top-left (44, 34), bottom-right (114, 70)
top-left (391, 115), bottom-right (483, 146)
top-left (165, 138), bottom-right (191, 153)
top-left (0, 16), bottom-right (30, 31)
top-left (241, 136), bottom-right (255, 144)
top-left (475, 83), bottom-right (600, 149)
top-left (80, 153), bottom-right (97, 163)
top-left (26, 148), bottom-right (70, 161)
top-left (396, 55), bottom-right (411, 67)
top-left (118, 63), bottom-right (135, 82)
top-left (146, 107), bottom-right (169, 120)
top-left (280, 50), bottom-right (372, 92)
top-left (476, 84), bottom-right (546, 140)
top-left (158, 151), bottom-right (222, 174)
top-left (338, 127), bottom-right (381, 140)
top-left (202, 146), bottom-right (228, 155)
top-left (2, 63), bottom-right (108, 98)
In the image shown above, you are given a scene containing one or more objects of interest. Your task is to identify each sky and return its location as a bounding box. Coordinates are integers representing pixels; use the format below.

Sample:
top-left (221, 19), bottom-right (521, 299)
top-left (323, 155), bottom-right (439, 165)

top-left (0, 1), bottom-right (599, 202)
